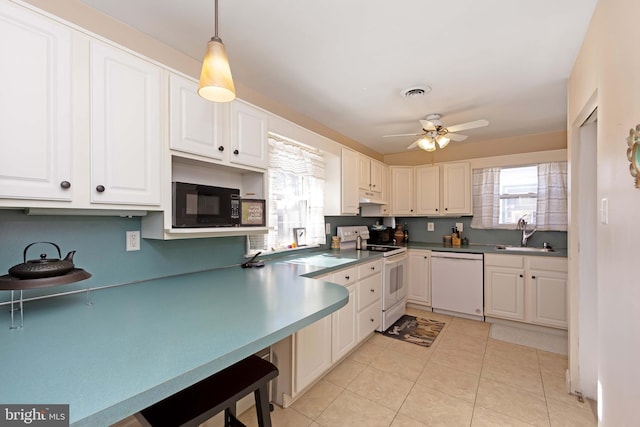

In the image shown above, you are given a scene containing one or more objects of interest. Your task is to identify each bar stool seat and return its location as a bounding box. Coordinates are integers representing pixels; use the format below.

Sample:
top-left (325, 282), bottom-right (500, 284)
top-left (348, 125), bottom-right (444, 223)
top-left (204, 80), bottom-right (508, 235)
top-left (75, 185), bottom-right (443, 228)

top-left (137, 355), bottom-right (279, 427)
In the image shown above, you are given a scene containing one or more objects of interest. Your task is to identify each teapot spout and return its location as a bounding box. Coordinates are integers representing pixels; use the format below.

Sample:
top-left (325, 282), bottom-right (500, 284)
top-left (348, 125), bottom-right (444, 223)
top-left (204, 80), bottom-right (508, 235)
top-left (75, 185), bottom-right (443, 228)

top-left (63, 250), bottom-right (76, 264)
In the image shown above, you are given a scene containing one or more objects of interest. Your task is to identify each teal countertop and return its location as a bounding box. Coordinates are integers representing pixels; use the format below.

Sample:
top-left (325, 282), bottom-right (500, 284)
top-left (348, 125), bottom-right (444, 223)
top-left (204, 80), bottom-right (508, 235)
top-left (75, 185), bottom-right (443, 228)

top-left (0, 260), bottom-right (352, 426)
top-left (404, 242), bottom-right (567, 257)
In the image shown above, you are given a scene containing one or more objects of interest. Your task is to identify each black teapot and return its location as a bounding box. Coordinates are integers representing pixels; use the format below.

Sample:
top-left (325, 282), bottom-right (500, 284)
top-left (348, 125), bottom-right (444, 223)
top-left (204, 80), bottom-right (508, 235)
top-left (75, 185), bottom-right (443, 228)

top-left (9, 242), bottom-right (76, 279)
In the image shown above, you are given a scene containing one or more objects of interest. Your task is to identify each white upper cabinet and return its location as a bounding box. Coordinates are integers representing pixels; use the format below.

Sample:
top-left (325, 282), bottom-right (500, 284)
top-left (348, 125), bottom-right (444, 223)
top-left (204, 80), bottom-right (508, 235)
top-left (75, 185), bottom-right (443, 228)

top-left (229, 100), bottom-right (268, 169)
top-left (0, 2), bottom-right (72, 201)
top-left (390, 166), bottom-right (414, 215)
top-left (89, 40), bottom-right (162, 205)
top-left (169, 73), bottom-right (225, 161)
top-left (415, 165), bottom-right (440, 215)
top-left (341, 148), bottom-right (360, 214)
top-left (358, 155), bottom-right (384, 197)
top-left (442, 162), bottom-right (471, 215)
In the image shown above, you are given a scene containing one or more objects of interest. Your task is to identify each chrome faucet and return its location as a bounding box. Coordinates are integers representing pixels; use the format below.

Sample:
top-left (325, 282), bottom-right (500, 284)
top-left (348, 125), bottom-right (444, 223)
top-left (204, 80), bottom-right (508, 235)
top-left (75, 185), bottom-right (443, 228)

top-left (516, 215), bottom-right (536, 246)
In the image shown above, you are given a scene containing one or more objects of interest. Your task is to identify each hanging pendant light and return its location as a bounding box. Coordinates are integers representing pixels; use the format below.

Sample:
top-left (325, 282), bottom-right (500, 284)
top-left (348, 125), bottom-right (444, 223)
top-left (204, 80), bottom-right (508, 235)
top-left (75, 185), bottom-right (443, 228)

top-left (198, 0), bottom-right (236, 102)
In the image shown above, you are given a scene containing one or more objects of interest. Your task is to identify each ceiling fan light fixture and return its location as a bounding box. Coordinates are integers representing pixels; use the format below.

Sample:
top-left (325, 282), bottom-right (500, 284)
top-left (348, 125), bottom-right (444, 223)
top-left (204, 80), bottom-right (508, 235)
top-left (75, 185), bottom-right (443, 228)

top-left (198, 0), bottom-right (236, 102)
top-left (417, 135), bottom-right (436, 152)
top-left (436, 134), bottom-right (451, 149)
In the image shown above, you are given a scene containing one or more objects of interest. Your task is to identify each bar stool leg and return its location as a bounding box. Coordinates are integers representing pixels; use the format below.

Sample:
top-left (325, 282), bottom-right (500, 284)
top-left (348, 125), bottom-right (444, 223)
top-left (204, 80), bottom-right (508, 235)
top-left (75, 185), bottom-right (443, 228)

top-left (254, 384), bottom-right (272, 427)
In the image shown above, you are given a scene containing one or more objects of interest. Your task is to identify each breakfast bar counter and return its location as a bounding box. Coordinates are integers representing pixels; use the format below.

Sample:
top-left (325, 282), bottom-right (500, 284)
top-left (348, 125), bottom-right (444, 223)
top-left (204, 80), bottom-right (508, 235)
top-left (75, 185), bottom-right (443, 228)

top-left (0, 262), bottom-right (349, 426)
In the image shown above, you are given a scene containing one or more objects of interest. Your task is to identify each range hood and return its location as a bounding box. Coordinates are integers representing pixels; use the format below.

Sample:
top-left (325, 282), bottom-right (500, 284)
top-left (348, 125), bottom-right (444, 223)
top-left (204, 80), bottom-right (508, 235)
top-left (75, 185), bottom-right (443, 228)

top-left (358, 190), bottom-right (386, 205)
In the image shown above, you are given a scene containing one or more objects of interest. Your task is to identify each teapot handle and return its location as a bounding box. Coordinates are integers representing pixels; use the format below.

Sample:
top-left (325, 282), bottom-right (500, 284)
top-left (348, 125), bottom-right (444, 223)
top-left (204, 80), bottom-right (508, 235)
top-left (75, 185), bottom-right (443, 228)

top-left (23, 242), bottom-right (62, 262)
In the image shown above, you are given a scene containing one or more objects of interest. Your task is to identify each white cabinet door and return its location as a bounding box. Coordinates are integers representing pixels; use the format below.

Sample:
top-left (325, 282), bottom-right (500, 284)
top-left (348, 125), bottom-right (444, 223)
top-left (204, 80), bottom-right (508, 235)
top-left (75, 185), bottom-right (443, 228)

top-left (407, 250), bottom-right (431, 305)
top-left (415, 166), bottom-right (440, 215)
top-left (341, 148), bottom-right (359, 214)
top-left (331, 284), bottom-right (357, 362)
top-left (484, 266), bottom-right (525, 321)
top-left (528, 269), bottom-right (568, 328)
top-left (0, 2), bottom-right (72, 201)
top-left (295, 315), bottom-right (332, 392)
top-left (230, 100), bottom-right (268, 169)
top-left (443, 162), bottom-right (471, 215)
top-left (391, 167), bottom-right (414, 215)
top-left (358, 299), bottom-right (381, 341)
top-left (90, 40), bottom-right (161, 205)
top-left (169, 73), bottom-right (225, 160)
top-left (358, 155), bottom-right (371, 191)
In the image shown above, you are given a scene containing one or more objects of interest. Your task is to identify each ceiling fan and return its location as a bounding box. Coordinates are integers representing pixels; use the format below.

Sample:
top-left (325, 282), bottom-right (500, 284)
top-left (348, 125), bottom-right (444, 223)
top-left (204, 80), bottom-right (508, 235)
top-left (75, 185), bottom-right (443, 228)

top-left (384, 114), bottom-right (489, 151)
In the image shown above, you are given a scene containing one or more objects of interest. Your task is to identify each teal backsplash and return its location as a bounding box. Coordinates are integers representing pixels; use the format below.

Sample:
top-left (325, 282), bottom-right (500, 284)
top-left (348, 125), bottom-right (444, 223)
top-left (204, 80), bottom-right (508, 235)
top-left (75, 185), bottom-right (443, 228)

top-left (0, 210), bottom-right (246, 303)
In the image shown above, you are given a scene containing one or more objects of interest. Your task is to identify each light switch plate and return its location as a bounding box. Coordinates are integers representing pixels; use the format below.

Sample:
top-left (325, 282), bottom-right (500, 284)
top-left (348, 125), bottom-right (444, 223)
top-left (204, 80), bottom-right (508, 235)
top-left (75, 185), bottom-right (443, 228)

top-left (325, 223), bottom-right (331, 235)
top-left (427, 222), bottom-right (435, 231)
top-left (456, 222), bottom-right (463, 232)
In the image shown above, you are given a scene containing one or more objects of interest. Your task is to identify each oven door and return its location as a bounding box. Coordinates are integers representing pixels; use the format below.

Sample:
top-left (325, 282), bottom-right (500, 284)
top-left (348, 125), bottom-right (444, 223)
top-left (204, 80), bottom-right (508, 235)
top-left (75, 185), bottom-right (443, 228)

top-left (382, 253), bottom-right (408, 310)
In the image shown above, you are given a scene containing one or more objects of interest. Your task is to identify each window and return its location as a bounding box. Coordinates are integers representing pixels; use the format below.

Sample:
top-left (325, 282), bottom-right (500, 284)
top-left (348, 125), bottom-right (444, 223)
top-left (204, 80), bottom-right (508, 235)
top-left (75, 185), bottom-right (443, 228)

top-left (248, 135), bottom-right (326, 253)
top-left (471, 162), bottom-right (567, 231)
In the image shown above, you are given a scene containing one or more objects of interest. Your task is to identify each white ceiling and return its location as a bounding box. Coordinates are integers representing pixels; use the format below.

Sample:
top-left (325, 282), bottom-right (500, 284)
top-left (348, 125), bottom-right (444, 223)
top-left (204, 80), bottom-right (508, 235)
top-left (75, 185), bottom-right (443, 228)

top-left (77, 0), bottom-right (597, 155)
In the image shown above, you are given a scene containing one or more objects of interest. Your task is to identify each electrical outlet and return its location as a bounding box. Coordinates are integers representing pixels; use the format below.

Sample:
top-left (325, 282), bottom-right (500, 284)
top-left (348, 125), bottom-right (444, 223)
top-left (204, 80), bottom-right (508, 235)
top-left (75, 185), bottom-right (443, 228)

top-left (427, 222), bottom-right (435, 231)
top-left (456, 222), bottom-right (463, 232)
top-left (325, 223), bottom-right (331, 235)
top-left (126, 231), bottom-right (140, 251)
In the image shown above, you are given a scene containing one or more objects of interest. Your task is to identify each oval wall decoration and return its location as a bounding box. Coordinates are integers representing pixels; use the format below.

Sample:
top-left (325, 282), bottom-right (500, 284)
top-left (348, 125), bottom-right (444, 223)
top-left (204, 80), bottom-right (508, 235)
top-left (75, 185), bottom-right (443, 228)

top-left (626, 124), bottom-right (640, 188)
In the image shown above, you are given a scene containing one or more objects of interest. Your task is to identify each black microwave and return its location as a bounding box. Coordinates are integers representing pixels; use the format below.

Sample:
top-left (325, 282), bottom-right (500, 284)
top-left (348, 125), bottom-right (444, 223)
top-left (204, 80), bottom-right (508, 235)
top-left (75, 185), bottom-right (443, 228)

top-left (172, 182), bottom-right (241, 228)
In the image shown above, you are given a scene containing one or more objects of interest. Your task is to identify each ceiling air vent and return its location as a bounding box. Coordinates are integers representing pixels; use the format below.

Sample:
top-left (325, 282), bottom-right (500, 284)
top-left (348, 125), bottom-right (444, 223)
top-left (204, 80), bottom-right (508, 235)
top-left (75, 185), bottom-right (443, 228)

top-left (401, 85), bottom-right (431, 98)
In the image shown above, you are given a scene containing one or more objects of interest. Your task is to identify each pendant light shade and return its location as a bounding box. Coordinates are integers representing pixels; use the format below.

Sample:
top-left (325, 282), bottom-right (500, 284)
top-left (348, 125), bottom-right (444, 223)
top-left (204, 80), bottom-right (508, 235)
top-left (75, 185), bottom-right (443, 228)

top-left (417, 136), bottom-right (436, 152)
top-left (198, 0), bottom-right (236, 102)
top-left (436, 134), bottom-right (451, 149)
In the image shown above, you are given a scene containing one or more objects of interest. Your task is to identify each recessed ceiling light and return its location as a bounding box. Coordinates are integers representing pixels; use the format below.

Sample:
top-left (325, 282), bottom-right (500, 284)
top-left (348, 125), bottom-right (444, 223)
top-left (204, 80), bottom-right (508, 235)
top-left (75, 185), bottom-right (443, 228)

top-left (401, 85), bottom-right (431, 98)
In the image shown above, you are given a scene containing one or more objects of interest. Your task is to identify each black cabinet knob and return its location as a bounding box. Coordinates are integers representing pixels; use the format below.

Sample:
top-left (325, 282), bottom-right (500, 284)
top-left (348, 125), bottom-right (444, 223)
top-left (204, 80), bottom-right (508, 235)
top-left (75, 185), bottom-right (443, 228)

top-left (445, 207), bottom-right (448, 211)
top-left (96, 185), bottom-right (105, 193)
top-left (60, 181), bottom-right (71, 189)
top-left (345, 275), bottom-right (350, 280)
top-left (233, 149), bottom-right (239, 155)
top-left (531, 275), bottom-right (536, 279)
top-left (519, 274), bottom-right (524, 278)
top-left (435, 208), bottom-right (439, 212)
top-left (218, 146), bottom-right (224, 151)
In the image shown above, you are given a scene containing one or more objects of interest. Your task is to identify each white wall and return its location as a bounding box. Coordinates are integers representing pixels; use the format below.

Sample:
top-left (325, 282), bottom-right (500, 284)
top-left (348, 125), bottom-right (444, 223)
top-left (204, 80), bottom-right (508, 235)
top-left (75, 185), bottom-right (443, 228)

top-left (568, 0), bottom-right (640, 424)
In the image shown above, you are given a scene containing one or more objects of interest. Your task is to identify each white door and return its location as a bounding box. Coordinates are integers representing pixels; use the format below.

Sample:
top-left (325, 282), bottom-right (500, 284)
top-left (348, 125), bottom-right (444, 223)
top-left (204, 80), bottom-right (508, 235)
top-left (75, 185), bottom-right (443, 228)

top-left (415, 166), bottom-right (440, 215)
top-left (169, 73), bottom-right (225, 160)
top-left (390, 167), bottom-right (414, 215)
top-left (358, 156), bottom-right (371, 191)
top-left (229, 100), bottom-right (268, 169)
top-left (370, 160), bottom-right (384, 194)
top-left (443, 162), bottom-right (471, 214)
top-left (90, 40), bottom-right (161, 205)
top-left (0, 2), bottom-right (72, 201)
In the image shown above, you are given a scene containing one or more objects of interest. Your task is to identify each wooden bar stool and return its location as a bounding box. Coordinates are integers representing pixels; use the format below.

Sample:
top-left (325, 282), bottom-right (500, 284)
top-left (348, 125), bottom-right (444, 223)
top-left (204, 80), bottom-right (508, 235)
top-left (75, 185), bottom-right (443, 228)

top-left (137, 355), bottom-right (279, 427)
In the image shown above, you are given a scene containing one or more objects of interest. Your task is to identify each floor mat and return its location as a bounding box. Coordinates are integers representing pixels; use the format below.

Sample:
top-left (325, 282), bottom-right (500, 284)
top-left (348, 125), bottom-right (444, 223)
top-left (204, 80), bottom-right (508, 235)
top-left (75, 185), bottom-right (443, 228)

top-left (382, 314), bottom-right (445, 347)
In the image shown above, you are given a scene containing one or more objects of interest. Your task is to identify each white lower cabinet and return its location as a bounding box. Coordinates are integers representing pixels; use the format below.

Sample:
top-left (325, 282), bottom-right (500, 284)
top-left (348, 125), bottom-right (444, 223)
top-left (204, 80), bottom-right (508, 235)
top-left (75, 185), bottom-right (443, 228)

top-left (407, 249), bottom-right (431, 306)
top-left (272, 258), bottom-right (382, 407)
top-left (484, 254), bottom-right (567, 329)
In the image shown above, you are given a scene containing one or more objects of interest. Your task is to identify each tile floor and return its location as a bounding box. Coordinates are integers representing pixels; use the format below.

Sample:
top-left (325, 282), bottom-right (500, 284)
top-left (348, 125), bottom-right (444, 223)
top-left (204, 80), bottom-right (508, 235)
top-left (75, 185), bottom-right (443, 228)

top-left (114, 307), bottom-right (597, 427)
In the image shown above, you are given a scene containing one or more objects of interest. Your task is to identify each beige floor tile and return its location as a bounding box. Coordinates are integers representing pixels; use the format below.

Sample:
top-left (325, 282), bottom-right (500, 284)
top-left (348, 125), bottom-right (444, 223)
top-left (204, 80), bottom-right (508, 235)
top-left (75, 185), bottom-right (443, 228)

top-left (291, 379), bottom-right (343, 420)
top-left (430, 345), bottom-right (484, 376)
top-left (315, 389), bottom-right (396, 427)
top-left (390, 412), bottom-right (428, 426)
top-left (481, 355), bottom-right (544, 396)
top-left (237, 404), bottom-right (313, 427)
top-left (417, 360), bottom-right (480, 402)
top-left (347, 366), bottom-right (414, 411)
top-left (537, 350), bottom-right (568, 376)
top-left (437, 330), bottom-right (488, 355)
top-left (382, 334), bottom-right (437, 359)
top-left (366, 332), bottom-right (393, 348)
top-left (323, 357), bottom-right (367, 388)
top-left (485, 338), bottom-right (540, 365)
top-left (369, 347), bottom-right (428, 382)
top-left (475, 378), bottom-right (550, 427)
top-left (347, 340), bottom-right (385, 365)
top-left (547, 398), bottom-right (597, 426)
top-left (471, 406), bottom-right (536, 426)
top-left (541, 370), bottom-right (592, 410)
top-left (399, 383), bottom-right (474, 427)
top-left (447, 317), bottom-right (491, 339)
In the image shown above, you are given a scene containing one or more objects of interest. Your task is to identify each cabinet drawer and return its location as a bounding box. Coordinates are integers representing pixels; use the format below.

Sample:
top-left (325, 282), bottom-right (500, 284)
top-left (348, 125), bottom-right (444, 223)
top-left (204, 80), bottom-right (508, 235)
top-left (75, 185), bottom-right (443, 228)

top-left (357, 273), bottom-right (381, 310)
top-left (358, 300), bottom-right (381, 341)
top-left (485, 253), bottom-right (524, 268)
top-left (331, 267), bottom-right (358, 286)
top-left (358, 259), bottom-right (382, 279)
top-left (526, 256), bottom-right (567, 273)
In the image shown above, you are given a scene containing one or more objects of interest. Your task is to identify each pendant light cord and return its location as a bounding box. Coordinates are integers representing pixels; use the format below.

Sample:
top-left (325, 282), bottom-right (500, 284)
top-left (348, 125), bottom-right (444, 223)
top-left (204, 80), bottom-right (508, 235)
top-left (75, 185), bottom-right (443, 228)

top-left (213, 0), bottom-right (220, 41)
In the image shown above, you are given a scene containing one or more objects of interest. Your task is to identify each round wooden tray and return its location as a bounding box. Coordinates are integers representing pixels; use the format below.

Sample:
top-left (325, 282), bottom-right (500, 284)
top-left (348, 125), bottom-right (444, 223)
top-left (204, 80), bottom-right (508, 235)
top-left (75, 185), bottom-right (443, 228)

top-left (0, 269), bottom-right (91, 290)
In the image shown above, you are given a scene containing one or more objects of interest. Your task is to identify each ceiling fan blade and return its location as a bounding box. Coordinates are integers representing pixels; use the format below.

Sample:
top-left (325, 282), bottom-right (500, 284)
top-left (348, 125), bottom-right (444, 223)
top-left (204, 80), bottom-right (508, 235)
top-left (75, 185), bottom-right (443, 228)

top-left (419, 120), bottom-right (436, 131)
top-left (448, 133), bottom-right (468, 142)
top-left (446, 119), bottom-right (489, 133)
top-left (406, 140), bottom-right (419, 150)
top-left (383, 132), bottom-right (423, 138)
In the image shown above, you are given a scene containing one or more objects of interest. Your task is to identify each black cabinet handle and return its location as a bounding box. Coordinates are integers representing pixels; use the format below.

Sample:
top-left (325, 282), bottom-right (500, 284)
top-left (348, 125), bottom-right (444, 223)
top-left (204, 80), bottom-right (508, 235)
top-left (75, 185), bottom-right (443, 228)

top-left (370, 288), bottom-right (375, 293)
top-left (345, 275), bottom-right (350, 280)
top-left (519, 274), bottom-right (524, 278)
top-left (218, 146), bottom-right (224, 151)
top-left (531, 275), bottom-right (536, 279)
top-left (96, 185), bottom-right (105, 193)
top-left (445, 207), bottom-right (448, 211)
top-left (370, 266), bottom-right (375, 270)
top-left (435, 208), bottom-right (439, 212)
top-left (60, 181), bottom-right (71, 189)
top-left (233, 149), bottom-right (239, 155)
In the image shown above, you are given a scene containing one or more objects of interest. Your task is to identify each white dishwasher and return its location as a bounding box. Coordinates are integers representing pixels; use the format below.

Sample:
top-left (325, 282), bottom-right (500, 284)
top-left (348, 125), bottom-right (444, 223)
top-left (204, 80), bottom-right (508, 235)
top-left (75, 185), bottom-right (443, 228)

top-left (431, 251), bottom-right (484, 321)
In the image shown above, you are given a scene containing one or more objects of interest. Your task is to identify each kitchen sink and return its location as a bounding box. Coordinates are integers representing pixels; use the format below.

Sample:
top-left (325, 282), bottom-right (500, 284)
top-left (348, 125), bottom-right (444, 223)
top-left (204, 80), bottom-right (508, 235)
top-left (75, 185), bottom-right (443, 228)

top-left (494, 245), bottom-right (554, 253)
top-left (285, 254), bottom-right (355, 268)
